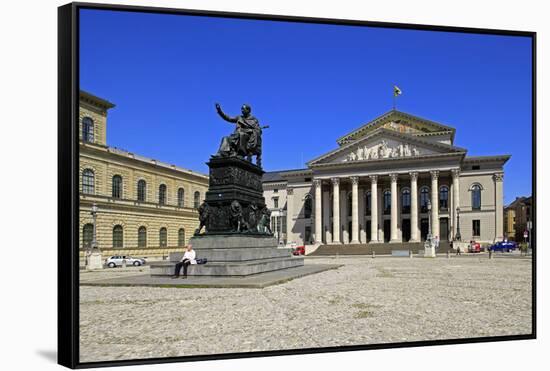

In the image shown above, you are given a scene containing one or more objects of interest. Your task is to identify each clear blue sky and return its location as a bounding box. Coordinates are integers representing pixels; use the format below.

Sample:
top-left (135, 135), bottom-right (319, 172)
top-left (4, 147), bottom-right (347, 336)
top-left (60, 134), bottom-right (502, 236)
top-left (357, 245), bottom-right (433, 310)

top-left (80, 9), bottom-right (533, 205)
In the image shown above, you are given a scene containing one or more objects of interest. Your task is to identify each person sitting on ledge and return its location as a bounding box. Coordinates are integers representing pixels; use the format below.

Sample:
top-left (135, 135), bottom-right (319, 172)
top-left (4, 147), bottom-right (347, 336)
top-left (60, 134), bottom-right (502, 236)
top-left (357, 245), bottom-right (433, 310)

top-left (172, 244), bottom-right (196, 279)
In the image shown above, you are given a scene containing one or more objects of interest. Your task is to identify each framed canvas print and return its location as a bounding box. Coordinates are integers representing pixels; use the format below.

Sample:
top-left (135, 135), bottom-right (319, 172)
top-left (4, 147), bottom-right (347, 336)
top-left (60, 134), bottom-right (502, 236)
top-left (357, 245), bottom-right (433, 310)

top-left (58, 2), bottom-right (536, 368)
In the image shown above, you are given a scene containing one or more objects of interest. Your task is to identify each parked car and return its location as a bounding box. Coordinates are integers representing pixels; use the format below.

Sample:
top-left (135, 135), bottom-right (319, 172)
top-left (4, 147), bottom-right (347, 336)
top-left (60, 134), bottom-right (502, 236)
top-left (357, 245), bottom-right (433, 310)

top-left (105, 255), bottom-right (146, 268)
top-left (292, 246), bottom-right (305, 256)
top-left (489, 241), bottom-right (518, 252)
top-left (468, 240), bottom-right (481, 253)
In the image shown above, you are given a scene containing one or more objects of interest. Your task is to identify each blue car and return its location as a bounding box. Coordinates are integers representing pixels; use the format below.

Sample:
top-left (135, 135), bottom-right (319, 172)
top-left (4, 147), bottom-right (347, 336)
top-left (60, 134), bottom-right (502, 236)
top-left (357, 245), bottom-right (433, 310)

top-left (490, 241), bottom-right (518, 252)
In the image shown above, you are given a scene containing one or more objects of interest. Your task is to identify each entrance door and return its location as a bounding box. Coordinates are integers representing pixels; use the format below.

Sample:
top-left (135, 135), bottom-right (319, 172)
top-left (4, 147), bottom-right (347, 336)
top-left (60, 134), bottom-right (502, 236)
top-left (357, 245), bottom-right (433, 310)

top-left (440, 218), bottom-right (449, 241)
top-left (420, 218), bottom-right (429, 241)
top-left (383, 220), bottom-right (391, 242)
top-left (402, 219), bottom-right (411, 242)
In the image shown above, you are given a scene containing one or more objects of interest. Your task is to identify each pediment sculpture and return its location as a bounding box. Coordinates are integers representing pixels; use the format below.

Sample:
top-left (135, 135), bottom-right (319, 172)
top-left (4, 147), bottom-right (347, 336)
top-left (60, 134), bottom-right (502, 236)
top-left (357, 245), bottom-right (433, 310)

top-left (343, 140), bottom-right (421, 162)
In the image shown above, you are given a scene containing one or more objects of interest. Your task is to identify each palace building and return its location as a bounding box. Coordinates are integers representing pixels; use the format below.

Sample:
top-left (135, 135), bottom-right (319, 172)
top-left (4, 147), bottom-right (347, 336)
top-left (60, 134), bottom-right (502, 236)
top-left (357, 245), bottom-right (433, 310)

top-left (263, 110), bottom-right (509, 248)
top-left (78, 91), bottom-right (208, 257)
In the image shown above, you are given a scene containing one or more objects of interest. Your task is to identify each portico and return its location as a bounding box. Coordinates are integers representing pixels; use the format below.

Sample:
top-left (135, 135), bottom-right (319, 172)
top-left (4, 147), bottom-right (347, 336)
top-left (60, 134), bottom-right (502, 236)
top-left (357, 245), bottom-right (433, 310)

top-left (313, 169), bottom-right (459, 245)
top-left (263, 110), bottom-right (510, 247)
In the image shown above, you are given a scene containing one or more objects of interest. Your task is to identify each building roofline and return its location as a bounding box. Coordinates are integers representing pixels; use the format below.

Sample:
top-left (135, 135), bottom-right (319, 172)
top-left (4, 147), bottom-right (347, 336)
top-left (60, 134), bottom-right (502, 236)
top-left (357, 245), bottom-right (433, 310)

top-left (80, 90), bottom-right (116, 109)
top-left (80, 141), bottom-right (209, 180)
top-left (336, 109), bottom-right (456, 145)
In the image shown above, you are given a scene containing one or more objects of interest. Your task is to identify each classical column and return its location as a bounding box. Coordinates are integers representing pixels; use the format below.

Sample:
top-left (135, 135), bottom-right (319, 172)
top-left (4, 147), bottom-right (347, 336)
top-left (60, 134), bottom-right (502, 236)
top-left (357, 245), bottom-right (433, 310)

top-left (322, 190), bottom-right (331, 243)
top-left (350, 176), bottom-right (360, 244)
top-left (390, 173), bottom-right (399, 243)
top-left (358, 187), bottom-right (366, 243)
top-left (430, 171), bottom-right (440, 238)
top-left (452, 169), bottom-right (461, 240)
top-left (314, 179), bottom-right (323, 244)
top-left (286, 187), bottom-right (294, 245)
top-left (331, 178), bottom-right (341, 244)
top-left (369, 175), bottom-right (379, 243)
top-left (410, 172), bottom-right (420, 242)
top-left (494, 173), bottom-right (504, 242)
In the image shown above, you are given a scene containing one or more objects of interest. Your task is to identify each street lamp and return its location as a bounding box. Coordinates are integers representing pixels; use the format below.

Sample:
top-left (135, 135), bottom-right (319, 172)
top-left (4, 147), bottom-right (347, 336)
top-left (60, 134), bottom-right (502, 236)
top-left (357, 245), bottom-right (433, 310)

top-left (455, 206), bottom-right (461, 241)
top-left (91, 203), bottom-right (98, 250)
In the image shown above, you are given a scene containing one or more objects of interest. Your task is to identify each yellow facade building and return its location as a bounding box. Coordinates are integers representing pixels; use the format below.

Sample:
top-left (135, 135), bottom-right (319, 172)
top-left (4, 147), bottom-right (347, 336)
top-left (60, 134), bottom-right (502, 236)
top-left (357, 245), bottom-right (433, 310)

top-left (78, 91), bottom-right (209, 258)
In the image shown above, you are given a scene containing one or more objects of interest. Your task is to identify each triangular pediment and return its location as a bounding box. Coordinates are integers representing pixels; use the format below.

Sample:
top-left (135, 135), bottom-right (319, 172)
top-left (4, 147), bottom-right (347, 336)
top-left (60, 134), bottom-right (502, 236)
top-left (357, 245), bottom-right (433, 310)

top-left (308, 128), bottom-right (465, 166)
top-left (337, 110), bottom-right (456, 146)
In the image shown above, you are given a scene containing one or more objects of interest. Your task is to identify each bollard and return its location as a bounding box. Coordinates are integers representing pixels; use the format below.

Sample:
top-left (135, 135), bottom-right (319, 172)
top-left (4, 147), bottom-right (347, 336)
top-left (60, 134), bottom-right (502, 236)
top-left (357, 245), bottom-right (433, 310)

top-left (489, 250), bottom-right (493, 259)
top-left (372, 250), bottom-right (376, 259)
top-left (446, 251), bottom-right (450, 259)
top-left (122, 259), bottom-right (127, 268)
top-left (409, 250), bottom-right (413, 258)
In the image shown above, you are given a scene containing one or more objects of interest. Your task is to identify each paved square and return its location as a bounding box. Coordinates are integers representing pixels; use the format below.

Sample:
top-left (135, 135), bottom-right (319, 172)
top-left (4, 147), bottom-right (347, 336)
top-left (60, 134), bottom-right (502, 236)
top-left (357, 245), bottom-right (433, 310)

top-left (79, 255), bottom-right (532, 363)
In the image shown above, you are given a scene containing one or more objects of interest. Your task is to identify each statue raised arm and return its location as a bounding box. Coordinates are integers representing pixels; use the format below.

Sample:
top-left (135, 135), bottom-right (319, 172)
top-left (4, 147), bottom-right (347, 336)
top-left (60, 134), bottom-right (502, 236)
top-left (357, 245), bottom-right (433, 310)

top-left (213, 103), bottom-right (265, 168)
top-left (215, 103), bottom-right (238, 123)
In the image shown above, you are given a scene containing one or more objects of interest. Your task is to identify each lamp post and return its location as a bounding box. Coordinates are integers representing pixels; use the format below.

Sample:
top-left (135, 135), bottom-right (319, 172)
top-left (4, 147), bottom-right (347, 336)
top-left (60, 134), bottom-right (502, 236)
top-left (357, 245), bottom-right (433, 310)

top-left (86, 203), bottom-right (103, 270)
top-left (455, 207), bottom-right (461, 241)
top-left (91, 203), bottom-right (98, 250)
top-left (424, 200), bottom-right (436, 257)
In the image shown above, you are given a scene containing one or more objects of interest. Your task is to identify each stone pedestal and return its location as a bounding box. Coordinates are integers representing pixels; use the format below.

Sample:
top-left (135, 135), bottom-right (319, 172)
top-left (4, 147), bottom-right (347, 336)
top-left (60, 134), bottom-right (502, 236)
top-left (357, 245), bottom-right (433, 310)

top-left (150, 235), bottom-right (304, 276)
top-left (150, 156), bottom-right (304, 277)
top-left (86, 250), bottom-right (103, 270)
top-left (424, 239), bottom-right (436, 258)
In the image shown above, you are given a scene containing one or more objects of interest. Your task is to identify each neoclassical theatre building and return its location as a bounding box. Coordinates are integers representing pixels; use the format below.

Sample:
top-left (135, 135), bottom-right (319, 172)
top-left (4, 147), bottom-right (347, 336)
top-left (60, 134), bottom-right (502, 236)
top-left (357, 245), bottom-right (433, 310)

top-left (78, 91), bottom-right (208, 257)
top-left (263, 110), bottom-right (509, 248)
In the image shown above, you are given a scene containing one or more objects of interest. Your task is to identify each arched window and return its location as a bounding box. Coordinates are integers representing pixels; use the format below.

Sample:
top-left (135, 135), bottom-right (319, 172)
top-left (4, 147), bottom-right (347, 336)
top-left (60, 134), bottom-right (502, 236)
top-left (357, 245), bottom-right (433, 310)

top-left (82, 117), bottom-right (94, 142)
top-left (159, 184), bottom-right (167, 205)
top-left (178, 228), bottom-right (186, 247)
top-left (439, 186), bottom-right (449, 210)
top-left (137, 180), bottom-right (146, 202)
top-left (365, 191), bottom-right (371, 214)
top-left (112, 225), bottom-right (123, 248)
top-left (177, 188), bottom-right (185, 207)
top-left (402, 188), bottom-right (411, 213)
top-left (304, 194), bottom-right (313, 219)
top-left (82, 223), bottom-right (93, 249)
top-left (471, 184), bottom-right (482, 210)
top-left (194, 191), bottom-right (200, 209)
top-left (112, 175), bottom-right (122, 199)
top-left (383, 190), bottom-right (391, 214)
top-left (82, 169), bottom-right (95, 194)
top-left (159, 227), bottom-right (167, 247)
top-left (138, 226), bottom-right (147, 247)
top-left (420, 187), bottom-right (430, 213)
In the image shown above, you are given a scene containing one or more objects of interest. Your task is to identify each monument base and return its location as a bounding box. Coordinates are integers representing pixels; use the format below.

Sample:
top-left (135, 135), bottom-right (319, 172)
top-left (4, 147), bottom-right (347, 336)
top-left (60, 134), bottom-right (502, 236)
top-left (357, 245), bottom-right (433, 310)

top-left (150, 234), bottom-right (304, 277)
top-left (86, 251), bottom-right (103, 270)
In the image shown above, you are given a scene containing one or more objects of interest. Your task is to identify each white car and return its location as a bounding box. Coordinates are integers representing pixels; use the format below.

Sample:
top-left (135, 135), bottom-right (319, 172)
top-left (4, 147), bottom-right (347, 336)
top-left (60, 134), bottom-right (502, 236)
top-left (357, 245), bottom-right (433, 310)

top-left (105, 255), bottom-right (146, 268)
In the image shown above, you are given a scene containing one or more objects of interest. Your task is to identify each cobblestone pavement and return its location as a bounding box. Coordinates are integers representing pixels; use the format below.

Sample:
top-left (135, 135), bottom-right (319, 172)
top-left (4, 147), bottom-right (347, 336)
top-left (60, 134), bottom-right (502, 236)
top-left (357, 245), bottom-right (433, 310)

top-left (79, 256), bottom-right (532, 363)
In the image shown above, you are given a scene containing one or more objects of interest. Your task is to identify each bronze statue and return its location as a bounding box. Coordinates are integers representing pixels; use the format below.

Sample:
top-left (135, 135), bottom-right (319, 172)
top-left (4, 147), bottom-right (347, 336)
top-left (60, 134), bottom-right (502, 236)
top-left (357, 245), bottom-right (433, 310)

top-left (194, 202), bottom-right (210, 235)
top-left (257, 206), bottom-right (272, 234)
top-left (214, 103), bottom-right (268, 167)
top-left (229, 200), bottom-right (247, 232)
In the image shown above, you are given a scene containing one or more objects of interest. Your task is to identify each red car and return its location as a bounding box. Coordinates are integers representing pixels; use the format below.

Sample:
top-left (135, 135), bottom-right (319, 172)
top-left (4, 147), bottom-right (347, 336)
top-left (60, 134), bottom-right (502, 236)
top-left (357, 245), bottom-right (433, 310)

top-left (468, 240), bottom-right (481, 253)
top-left (292, 246), bottom-right (305, 256)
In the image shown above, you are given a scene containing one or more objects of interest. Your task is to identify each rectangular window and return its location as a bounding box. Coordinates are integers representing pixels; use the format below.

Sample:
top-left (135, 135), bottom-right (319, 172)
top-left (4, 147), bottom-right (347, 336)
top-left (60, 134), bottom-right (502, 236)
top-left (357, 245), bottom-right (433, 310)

top-left (273, 188), bottom-right (278, 193)
top-left (273, 197), bottom-right (279, 208)
top-left (472, 220), bottom-right (481, 237)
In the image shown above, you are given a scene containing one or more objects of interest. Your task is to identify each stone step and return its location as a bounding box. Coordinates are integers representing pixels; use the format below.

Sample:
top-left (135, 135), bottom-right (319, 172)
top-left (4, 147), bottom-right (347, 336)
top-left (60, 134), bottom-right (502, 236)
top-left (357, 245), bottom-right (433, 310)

top-left (311, 242), bottom-right (452, 256)
top-left (170, 247), bottom-right (293, 262)
top-left (150, 256), bottom-right (305, 276)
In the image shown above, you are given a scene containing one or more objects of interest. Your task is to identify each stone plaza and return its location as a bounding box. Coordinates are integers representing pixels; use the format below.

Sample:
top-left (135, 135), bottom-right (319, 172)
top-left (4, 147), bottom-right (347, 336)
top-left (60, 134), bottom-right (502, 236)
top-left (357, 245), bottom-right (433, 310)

top-left (79, 254), bottom-right (532, 363)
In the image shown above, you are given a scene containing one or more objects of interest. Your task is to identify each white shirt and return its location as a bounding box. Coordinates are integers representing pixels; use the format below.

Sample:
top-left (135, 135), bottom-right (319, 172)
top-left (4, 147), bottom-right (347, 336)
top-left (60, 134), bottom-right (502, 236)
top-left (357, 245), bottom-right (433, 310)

top-left (181, 250), bottom-right (197, 264)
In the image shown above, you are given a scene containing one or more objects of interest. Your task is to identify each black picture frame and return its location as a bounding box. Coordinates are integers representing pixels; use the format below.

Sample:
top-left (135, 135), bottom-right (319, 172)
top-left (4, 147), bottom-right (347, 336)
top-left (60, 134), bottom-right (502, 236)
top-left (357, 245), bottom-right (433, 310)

top-left (58, 2), bottom-right (537, 369)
